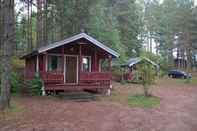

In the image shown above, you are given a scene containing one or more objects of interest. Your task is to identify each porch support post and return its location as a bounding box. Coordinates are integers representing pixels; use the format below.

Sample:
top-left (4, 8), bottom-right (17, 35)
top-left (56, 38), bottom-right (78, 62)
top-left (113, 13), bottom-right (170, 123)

top-left (79, 44), bottom-right (82, 80)
top-left (42, 53), bottom-right (47, 96)
top-left (36, 55), bottom-right (39, 72)
top-left (108, 55), bottom-right (112, 75)
top-left (94, 48), bottom-right (97, 71)
top-left (45, 53), bottom-right (48, 72)
top-left (62, 46), bottom-right (65, 83)
top-left (108, 55), bottom-right (112, 95)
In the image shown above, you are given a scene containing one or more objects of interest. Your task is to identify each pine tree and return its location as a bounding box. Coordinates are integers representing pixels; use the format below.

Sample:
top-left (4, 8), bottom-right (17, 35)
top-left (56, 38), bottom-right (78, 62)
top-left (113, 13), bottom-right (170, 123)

top-left (0, 0), bottom-right (15, 110)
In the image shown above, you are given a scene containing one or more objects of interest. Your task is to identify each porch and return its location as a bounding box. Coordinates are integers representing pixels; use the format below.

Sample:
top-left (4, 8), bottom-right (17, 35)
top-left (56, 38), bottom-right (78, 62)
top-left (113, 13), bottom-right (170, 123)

top-left (40, 71), bottom-right (111, 91)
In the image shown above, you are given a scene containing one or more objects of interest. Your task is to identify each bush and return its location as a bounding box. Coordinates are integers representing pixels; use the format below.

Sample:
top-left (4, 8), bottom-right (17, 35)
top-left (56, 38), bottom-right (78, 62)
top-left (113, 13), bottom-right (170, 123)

top-left (10, 72), bottom-right (20, 93)
top-left (26, 73), bottom-right (42, 96)
top-left (0, 72), bottom-right (21, 94)
top-left (137, 58), bottom-right (157, 96)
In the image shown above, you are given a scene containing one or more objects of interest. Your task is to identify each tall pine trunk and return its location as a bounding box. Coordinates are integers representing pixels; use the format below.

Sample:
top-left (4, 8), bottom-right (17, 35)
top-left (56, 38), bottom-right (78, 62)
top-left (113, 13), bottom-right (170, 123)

top-left (37, 0), bottom-right (44, 47)
top-left (0, 1), bottom-right (2, 50)
top-left (0, 0), bottom-right (15, 110)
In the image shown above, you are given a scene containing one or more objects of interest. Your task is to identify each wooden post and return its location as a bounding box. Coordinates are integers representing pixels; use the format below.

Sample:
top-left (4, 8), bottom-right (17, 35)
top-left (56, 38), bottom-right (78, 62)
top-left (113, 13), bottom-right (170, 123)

top-left (108, 55), bottom-right (112, 74)
top-left (79, 44), bottom-right (82, 80)
top-left (36, 55), bottom-right (39, 72)
top-left (44, 52), bottom-right (48, 72)
top-left (42, 53), bottom-right (47, 96)
top-left (108, 55), bottom-right (112, 92)
top-left (62, 46), bottom-right (65, 83)
top-left (94, 48), bottom-right (97, 71)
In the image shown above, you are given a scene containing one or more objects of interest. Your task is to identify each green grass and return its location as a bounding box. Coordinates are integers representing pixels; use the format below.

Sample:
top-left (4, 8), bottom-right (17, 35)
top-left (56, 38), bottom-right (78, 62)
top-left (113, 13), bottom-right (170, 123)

top-left (128, 95), bottom-right (160, 108)
top-left (190, 76), bottom-right (197, 85)
top-left (176, 76), bottom-right (197, 85)
top-left (7, 103), bottom-right (24, 113)
top-left (0, 101), bottom-right (25, 114)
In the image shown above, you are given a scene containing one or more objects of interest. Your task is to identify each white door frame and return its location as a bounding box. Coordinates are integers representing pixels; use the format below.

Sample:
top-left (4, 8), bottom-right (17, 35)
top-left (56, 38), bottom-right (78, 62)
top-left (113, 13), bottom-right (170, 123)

top-left (64, 55), bottom-right (78, 84)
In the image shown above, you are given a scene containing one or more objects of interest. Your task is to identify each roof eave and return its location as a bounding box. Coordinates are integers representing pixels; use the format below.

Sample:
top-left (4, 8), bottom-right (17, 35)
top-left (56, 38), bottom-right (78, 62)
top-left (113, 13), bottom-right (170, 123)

top-left (38, 33), bottom-right (120, 58)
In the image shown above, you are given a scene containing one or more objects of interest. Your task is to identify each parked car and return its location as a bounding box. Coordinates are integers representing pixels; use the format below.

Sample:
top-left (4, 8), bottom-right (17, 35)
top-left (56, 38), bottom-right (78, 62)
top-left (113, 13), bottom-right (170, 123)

top-left (168, 69), bottom-right (191, 79)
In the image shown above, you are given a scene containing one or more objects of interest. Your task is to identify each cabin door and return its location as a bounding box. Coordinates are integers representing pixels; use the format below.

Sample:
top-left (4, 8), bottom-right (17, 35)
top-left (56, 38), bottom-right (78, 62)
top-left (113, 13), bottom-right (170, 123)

top-left (65, 56), bottom-right (78, 83)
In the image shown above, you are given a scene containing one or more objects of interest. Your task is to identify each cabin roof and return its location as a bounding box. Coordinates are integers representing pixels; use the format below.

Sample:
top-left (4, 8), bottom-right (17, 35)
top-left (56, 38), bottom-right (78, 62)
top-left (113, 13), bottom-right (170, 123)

top-left (121, 57), bottom-right (159, 68)
top-left (22, 33), bottom-right (119, 59)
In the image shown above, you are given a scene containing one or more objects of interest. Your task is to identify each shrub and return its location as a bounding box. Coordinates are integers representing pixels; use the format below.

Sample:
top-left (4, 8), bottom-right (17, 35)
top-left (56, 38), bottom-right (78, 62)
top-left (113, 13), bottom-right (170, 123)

top-left (0, 72), bottom-right (20, 94)
top-left (137, 58), bottom-right (157, 96)
top-left (10, 72), bottom-right (20, 93)
top-left (26, 73), bottom-right (42, 95)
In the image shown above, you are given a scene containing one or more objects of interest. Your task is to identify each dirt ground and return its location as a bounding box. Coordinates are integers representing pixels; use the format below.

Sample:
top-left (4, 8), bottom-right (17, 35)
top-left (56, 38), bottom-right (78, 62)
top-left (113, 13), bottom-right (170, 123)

top-left (0, 77), bottom-right (197, 131)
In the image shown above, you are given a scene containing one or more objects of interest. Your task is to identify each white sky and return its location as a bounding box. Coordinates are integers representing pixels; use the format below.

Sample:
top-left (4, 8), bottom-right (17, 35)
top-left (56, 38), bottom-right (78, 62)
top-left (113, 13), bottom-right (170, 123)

top-left (160, 0), bottom-right (197, 5)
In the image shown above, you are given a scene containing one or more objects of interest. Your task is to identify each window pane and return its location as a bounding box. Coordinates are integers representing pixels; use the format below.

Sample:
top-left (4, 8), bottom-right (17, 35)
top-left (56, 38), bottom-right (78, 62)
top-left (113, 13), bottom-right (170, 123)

top-left (48, 55), bottom-right (62, 71)
top-left (82, 56), bottom-right (91, 72)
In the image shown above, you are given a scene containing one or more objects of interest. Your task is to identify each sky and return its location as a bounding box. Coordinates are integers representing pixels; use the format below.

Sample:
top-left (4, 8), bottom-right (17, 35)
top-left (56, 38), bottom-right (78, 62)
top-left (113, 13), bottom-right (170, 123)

top-left (160, 0), bottom-right (197, 5)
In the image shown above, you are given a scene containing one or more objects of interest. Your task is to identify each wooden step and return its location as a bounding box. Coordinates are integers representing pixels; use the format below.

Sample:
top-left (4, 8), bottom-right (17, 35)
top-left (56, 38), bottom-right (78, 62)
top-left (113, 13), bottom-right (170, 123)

top-left (58, 91), bottom-right (97, 101)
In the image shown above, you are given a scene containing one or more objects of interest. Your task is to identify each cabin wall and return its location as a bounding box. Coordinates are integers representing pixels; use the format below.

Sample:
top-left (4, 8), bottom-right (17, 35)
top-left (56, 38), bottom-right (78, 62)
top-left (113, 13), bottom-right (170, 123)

top-left (39, 55), bottom-right (45, 72)
top-left (25, 56), bottom-right (37, 79)
top-left (45, 40), bottom-right (109, 72)
top-left (25, 39), bottom-right (111, 82)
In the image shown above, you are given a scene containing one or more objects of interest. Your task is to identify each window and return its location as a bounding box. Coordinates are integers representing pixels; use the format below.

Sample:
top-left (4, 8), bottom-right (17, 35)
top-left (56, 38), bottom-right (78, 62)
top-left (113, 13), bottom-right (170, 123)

top-left (48, 55), bottom-right (62, 71)
top-left (99, 59), bottom-right (108, 72)
top-left (82, 56), bottom-right (91, 72)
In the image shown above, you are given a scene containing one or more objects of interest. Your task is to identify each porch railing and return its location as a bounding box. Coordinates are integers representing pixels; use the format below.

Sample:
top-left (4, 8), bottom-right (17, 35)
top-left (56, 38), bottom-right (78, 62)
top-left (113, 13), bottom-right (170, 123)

top-left (80, 72), bottom-right (111, 81)
top-left (40, 71), bottom-right (64, 83)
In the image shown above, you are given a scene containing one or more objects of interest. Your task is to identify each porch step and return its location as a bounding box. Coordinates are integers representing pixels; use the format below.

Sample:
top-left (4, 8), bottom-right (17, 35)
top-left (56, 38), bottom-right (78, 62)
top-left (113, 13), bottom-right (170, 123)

top-left (58, 91), bottom-right (97, 101)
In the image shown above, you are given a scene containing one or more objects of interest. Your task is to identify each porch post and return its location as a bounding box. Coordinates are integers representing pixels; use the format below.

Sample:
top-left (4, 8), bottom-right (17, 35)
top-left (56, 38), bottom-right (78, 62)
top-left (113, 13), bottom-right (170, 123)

top-left (108, 55), bottom-right (112, 95)
top-left (94, 48), bottom-right (97, 71)
top-left (62, 46), bottom-right (65, 83)
top-left (108, 55), bottom-right (112, 75)
top-left (36, 55), bottom-right (39, 72)
top-left (79, 44), bottom-right (82, 80)
top-left (42, 53), bottom-right (48, 96)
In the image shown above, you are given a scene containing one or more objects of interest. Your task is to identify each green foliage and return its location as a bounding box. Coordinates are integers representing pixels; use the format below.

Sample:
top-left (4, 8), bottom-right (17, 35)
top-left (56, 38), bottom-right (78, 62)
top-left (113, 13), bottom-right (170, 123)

top-left (185, 76), bottom-right (192, 84)
top-left (137, 59), bottom-right (157, 85)
top-left (136, 57), bottom-right (157, 96)
top-left (139, 50), bottom-right (162, 64)
top-left (0, 72), bottom-right (20, 94)
top-left (16, 0), bottom-right (143, 63)
top-left (128, 95), bottom-right (160, 107)
top-left (26, 73), bottom-right (42, 96)
top-left (11, 56), bottom-right (25, 69)
top-left (10, 72), bottom-right (20, 94)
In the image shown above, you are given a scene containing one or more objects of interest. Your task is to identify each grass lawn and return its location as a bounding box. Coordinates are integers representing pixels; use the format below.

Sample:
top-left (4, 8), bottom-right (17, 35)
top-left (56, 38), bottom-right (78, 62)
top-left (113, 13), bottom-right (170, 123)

top-left (98, 82), bottom-right (161, 108)
top-left (176, 76), bottom-right (197, 86)
top-left (128, 95), bottom-right (160, 107)
top-left (190, 76), bottom-right (197, 85)
top-left (0, 98), bottom-right (25, 119)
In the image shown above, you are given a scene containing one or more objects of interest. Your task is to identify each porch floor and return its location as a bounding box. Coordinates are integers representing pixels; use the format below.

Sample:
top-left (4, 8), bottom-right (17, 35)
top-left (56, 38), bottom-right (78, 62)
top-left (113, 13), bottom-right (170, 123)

top-left (44, 83), bottom-right (110, 91)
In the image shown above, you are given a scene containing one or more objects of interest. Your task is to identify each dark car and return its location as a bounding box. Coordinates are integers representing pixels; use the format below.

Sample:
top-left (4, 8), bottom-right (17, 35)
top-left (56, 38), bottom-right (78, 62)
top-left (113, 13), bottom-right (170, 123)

top-left (168, 70), bottom-right (191, 79)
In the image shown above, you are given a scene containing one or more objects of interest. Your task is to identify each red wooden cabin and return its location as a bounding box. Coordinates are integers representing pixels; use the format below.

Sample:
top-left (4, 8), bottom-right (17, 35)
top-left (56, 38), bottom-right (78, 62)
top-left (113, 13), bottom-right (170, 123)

top-left (22, 33), bottom-right (119, 95)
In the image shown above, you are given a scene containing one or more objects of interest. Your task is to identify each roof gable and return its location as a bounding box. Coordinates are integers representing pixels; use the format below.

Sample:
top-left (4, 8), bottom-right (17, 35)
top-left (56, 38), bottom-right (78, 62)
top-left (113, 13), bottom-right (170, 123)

top-left (126, 57), bottom-right (158, 67)
top-left (38, 33), bottom-right (119, 58)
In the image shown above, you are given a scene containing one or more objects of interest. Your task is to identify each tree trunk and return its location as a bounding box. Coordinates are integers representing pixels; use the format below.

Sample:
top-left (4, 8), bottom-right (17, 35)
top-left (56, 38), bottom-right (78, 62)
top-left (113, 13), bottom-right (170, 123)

top-left (0, 0), bottom-right (15, 110)
top-left (185, 31), bottom-right (192, 72)
top-left (27, 0), bottom-right (33, 52)
top-left (37, 0), bottom-right (44, 47)
top-left (43, 0), bottom-right (48, 45)
top-left (0, 1), bottom-right (2, 50)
